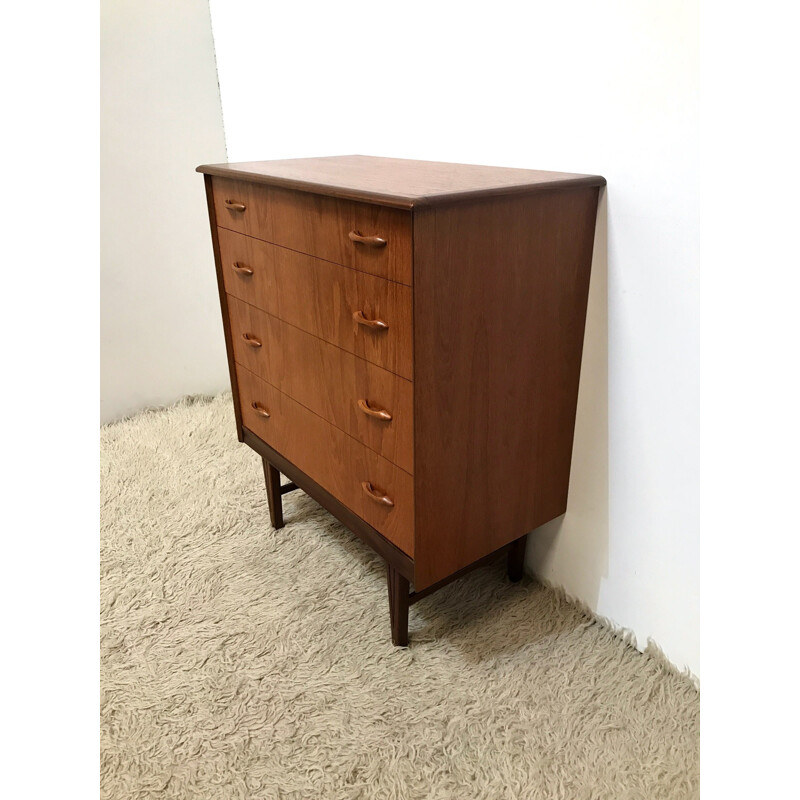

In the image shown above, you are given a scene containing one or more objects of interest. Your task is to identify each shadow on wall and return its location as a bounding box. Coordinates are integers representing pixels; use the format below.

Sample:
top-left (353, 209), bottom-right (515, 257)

top-left (526, 189), bottom-right (609, 609)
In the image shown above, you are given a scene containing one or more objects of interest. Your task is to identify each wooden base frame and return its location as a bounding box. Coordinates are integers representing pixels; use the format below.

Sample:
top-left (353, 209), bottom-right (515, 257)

top-left (261, 457), bottom-right (300, 529)
top-left (249, 429), bottom-right (529, 647)
top-left (387, 566), bottom-right (410, 646)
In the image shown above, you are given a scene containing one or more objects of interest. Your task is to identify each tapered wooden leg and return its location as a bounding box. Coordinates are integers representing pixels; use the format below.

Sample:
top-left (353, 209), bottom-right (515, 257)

top-left (507, 534), bottom-right (528, 582)
top-left (387, 565), bottom-right (410, 647)
top-left (262, 458), bottom-right (284, 529)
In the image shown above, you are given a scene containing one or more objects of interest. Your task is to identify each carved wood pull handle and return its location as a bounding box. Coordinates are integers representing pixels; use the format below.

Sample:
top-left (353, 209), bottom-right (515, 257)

top-left (357, 399), bottom-right (392, 421)
top-left (348, 230), bottom-right (387, 248)
top-left (232, 262), bottom-right (254, 276)
top-left (224, 200), bottom-right (246, 212)
top-left (352, 310), bottom-right (388, 330)
top-left (242, 333), bottom-right (262, 347)
top-left (251, 401), bottom-right (270, 418)
top-left (361, 481), bottom-right (394, 507)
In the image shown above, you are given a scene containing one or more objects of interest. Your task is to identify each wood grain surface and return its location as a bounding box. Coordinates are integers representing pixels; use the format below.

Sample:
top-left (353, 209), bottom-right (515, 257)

top-left (243, 429), bottom-right (415, 580)
top-left (217, 227), bottom-right (412, 379)
top-left (228, 296), bottom-right (413, 474)
top-left (198, 155), bottom-right (606, 209)
top-left (412, 187), bottom-right (600, 589)
top-left (211, 177), bottom-right (412, 284)
top-left (237, 364), bottom-right (414, 554)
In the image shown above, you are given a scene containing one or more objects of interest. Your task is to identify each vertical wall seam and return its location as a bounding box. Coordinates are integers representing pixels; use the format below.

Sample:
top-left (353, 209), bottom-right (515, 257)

top-left (206, 0), bottom-right (228, 160)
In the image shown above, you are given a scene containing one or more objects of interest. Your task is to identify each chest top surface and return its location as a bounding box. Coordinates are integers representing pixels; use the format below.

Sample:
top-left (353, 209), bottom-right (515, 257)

top-left (197, 155), bottom-right (605, 209)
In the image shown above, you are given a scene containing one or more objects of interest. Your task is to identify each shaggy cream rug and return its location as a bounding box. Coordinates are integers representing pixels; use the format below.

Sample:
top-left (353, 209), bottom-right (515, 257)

top-left (101, 394), bottom-right (699, 800)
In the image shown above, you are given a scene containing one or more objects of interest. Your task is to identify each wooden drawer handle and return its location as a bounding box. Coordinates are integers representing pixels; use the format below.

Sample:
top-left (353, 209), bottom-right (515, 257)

top-left (361, 481), bottom-right (394, 507)
top-left (353, 310), bottom-right (388, 330)
top-left (232, 262), bottom-right (254, 276)
top-left (251, 401), bottom-right (270, 418)
top-left (224, 200), bottom-right (246, 212)
top-left (349, 230), bottom-right (387, 248)
top-left (242, 333), bottom-right (262, 347)
top-left (357, 399), bottom-right (392, 421)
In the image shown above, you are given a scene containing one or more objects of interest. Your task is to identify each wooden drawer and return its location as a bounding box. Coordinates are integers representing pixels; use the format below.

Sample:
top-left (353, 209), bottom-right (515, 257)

top-left (228, 295), bottom-right (413, 474)
top-left (218, 228), bottom-right (412, 380)
top-left (212, 177), bottom-right (412, 285)
top-left (237, 365), bottom-right (414, 555)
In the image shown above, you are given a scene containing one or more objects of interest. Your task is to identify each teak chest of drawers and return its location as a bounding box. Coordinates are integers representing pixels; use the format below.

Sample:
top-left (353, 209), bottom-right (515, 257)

top-left (197, 155), bottom-right (604, 646)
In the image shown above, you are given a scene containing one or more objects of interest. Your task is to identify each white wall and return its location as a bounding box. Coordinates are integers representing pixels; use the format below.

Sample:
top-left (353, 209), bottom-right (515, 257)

top-left (101, 0), bottom-right (228, 423)
top-left (208, 0), bottom-right (699, 674)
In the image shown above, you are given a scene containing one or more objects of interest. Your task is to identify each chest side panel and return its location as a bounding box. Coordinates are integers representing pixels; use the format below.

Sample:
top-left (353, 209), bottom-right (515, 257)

top-left (412, 188), bottom-right (601, 589)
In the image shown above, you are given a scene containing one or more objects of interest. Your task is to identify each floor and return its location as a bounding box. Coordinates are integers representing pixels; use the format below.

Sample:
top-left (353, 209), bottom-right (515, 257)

top-left (100, 394), bottom-right (699, 800)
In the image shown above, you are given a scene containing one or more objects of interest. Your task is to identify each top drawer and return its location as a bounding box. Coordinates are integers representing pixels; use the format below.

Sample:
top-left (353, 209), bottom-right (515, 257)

top-left (212, 177), bottom-right (412, 286)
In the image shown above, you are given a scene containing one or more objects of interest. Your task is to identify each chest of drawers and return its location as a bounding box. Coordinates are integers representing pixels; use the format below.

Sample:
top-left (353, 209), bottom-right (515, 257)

top-left (197, 155), bottom-right (604, 645)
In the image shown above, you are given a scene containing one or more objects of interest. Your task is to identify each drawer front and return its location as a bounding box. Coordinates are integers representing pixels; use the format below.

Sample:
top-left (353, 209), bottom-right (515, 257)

top-left (228, 296), bottom-right (413, 474)
top-left (237, 365), bottom-right (414, 555)
top-left (212, 177), bottom-right (412, 285)
top-left (218, 228), bottom-right (412, 380)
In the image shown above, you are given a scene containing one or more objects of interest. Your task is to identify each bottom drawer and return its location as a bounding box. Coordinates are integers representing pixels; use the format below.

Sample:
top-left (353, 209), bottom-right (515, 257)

top-left (237, 364), bottom-right (414, 556)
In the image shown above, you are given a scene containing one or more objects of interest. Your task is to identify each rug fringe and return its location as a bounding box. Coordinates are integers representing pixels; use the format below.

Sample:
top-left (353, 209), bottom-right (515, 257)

top-left (102, 391), bottom-right (230, 429)
top-left (532, 574), bottom-right (699, 691)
